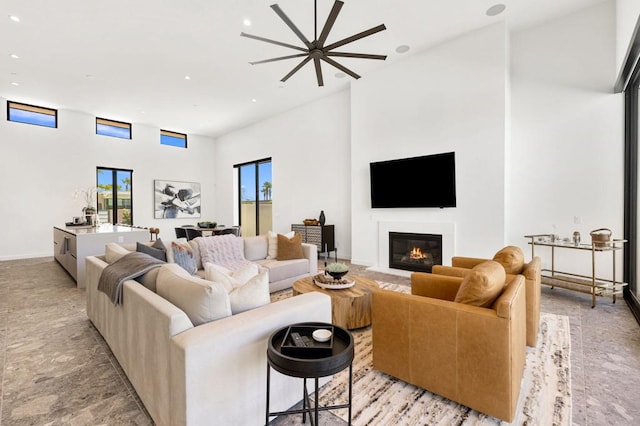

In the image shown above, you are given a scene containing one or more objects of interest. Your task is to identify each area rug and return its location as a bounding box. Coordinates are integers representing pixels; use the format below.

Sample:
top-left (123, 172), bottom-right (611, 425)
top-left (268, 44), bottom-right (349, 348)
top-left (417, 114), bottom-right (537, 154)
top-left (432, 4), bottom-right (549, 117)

top-left (271, 282), bottom-right (572, 425)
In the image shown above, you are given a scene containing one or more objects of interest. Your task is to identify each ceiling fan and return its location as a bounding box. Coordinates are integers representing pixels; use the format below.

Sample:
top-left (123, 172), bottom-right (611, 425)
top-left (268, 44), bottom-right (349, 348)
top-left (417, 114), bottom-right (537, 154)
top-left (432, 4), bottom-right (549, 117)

top-left (240, 0), bottom-right (387, 87)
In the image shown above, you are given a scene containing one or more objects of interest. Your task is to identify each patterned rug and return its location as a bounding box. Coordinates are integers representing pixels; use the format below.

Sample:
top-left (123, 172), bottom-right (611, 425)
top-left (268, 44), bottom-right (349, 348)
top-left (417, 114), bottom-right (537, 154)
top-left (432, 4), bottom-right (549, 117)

top-left (271, 283), bottom-right (572, 425)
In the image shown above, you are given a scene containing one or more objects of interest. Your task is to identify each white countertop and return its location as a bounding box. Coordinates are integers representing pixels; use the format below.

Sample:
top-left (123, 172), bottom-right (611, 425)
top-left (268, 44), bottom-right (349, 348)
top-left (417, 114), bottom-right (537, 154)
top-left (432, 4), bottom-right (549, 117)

top-left (55, 224), bottom-right (149, 235)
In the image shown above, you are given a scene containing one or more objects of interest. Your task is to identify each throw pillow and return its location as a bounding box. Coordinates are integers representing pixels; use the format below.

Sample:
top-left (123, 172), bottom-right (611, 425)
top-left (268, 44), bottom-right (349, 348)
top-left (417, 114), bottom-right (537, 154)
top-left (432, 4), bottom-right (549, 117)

top-left (228, 271), bottom-right (270, 314)
top-left (172, 241), bottom-right (197, 275)
top-left (158, 238), bottom-right (188, 263)
top-left (137, 241), bottom-right (167, 262)
top-left (454, 260), bottom-right (506, 308)
top-left (267, 230), bottom-right (295, 259)
top-left (492, 246), bottom-right (525, 274)
top-left (156, 264), bottom-right (231, 325)
top-left (204, 262), bottom-right (259, 292)
top-left (243, 235), bottom-right (269, 261)
top-left (276, 233), bottom-right (304, 260)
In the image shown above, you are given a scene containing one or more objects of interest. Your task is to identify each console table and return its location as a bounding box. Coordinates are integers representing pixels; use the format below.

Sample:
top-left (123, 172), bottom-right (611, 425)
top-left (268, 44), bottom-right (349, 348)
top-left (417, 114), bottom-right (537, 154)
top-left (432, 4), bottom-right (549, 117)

top-left (524, 234), bottom-right (628, 308)
top-left (291, 224), bottom-right (335, 255)
top-left (53, 224), bottom-right (148, 288)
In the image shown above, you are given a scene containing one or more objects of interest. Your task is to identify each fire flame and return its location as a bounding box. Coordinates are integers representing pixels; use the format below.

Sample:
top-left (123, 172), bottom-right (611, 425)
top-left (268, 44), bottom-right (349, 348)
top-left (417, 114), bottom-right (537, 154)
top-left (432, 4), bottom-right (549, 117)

top-left (409, 247), bottom-right (427, 260)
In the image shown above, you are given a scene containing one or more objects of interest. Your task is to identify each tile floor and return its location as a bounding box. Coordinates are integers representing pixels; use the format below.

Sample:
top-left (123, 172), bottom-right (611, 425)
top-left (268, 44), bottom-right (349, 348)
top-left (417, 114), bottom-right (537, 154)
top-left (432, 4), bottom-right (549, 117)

top-left (0, 257), bottom-right (639, 425)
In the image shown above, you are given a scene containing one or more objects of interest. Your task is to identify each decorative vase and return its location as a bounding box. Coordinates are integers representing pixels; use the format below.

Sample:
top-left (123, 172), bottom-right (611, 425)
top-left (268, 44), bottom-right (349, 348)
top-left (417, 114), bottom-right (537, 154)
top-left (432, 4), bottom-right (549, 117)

top-left (319, 210), bottom-right (326, 226)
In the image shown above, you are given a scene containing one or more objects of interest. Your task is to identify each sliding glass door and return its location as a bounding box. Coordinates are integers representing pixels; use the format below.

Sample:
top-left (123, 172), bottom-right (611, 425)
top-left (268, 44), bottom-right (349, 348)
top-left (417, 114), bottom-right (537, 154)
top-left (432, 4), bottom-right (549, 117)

top-left (235, 158), bottom-right (272, 236)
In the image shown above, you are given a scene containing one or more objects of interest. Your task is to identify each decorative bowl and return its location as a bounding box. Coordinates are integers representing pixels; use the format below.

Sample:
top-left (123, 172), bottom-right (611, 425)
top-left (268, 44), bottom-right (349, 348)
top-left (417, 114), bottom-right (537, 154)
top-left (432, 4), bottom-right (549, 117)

top-left (197, 221), bottom-right (217, 228)
top-left (312, 329), bottom-right (332, 342)
top-left (327, 270), bottom-right (348, 280)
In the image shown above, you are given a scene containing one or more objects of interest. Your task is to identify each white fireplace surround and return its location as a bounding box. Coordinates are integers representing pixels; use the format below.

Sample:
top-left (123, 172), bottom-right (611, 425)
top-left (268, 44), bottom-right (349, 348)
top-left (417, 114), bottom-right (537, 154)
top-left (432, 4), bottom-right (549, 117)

top-left (368, 221), bottom-right (456, 277)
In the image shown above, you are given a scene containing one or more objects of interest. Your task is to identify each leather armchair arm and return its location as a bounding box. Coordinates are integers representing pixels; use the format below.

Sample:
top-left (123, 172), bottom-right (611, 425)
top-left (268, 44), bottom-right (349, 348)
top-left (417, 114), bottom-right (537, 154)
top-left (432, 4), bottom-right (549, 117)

top-left (431, 265), bottom-right (471, 278)
top-left (411, 272), bottom-right (461, 301)
top-left (451, 256), bottom-right (489, 269)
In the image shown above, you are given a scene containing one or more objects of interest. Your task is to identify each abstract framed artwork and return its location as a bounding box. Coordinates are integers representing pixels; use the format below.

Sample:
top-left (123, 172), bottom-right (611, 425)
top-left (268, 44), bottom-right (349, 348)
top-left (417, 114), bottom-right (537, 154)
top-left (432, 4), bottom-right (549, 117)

top-left (154, 180), bottom-right (201, 219)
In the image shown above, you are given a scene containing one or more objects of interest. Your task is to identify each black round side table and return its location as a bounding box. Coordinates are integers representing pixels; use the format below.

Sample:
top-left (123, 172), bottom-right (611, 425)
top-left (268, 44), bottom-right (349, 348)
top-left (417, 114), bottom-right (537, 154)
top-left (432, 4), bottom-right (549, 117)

top-left (265, 322), bottom-right (354, 426)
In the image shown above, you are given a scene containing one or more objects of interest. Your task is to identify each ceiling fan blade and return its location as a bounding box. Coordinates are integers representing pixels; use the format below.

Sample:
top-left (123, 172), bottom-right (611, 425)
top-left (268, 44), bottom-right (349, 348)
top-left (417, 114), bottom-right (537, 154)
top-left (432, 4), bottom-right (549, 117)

top-left (317, 0), bottom-right (344, 48)
top-left (313, 57), bottom-right (324, 87)
top-left (320, 56), bottom-right (361, 80)
top-left (249, 53), bottom-right (308, 65)
top-left (271, 4), bottom-right (313, 49)
top-left (323, 24), bottom-right (387, 51)
top-left (281, 56), bottom-right (313, 82)
top-left (240, 32), bottom-right (307, 52)
top-left (326, 52), bottom-right (387, 60)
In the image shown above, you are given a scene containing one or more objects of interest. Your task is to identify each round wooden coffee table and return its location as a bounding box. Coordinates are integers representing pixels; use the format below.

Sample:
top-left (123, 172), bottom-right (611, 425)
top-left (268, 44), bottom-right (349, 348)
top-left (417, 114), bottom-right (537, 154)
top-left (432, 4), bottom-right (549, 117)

top-left (293, 275), bottom-right (379, 329)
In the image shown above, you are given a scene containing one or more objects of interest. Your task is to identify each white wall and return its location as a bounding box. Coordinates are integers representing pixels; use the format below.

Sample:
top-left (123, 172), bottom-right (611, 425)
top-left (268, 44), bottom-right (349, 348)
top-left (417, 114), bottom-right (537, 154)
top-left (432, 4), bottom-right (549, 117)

top-left (0, 101), bottom-right (216, 260)
top-left (213, 90), bottom-right (352, 257)
top-left (616, 0), bottom-right (640, 74)
top-left (510, 1), bottom-right (623, 276)
top-left (350, 23), bottom-right (510, 266)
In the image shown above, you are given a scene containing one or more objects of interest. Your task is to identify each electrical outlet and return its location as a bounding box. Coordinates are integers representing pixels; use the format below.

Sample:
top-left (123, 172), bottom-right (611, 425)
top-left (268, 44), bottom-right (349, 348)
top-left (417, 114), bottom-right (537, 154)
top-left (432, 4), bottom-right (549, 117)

top-left (574, 216), bottom-right (582, 225)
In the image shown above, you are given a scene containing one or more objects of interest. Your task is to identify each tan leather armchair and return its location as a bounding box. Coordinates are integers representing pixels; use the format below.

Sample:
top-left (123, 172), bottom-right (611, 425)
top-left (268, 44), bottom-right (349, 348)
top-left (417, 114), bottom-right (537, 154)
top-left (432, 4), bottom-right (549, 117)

top-left (432, 246), bottom-right (541, 347)
top-left (372, 271), bottom-right (526, 422)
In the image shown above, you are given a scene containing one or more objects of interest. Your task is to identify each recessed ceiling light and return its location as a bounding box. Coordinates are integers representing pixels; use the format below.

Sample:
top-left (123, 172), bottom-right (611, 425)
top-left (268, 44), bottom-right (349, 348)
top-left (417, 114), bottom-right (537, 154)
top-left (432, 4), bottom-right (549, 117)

top-left (395, 45), bottom-right (410, 54)
top-left (184, 75), bottom-right (191, 80)
top-left (251, 98), bottom-right (257, 103)
top-left (10, 82), bottom-right (20, 86)
top-left (335, 72), bottom-right (346, 79)
top-left (9, 15), bottom-right (20, 22)
top-left (243, 18), bottom-right (251, 26)
top-left (10, 53), bottom-right (19, 59)
top-left (486, 4), bottom-right (506, 17)
top-left (85, 74), bottom-right (95, 79)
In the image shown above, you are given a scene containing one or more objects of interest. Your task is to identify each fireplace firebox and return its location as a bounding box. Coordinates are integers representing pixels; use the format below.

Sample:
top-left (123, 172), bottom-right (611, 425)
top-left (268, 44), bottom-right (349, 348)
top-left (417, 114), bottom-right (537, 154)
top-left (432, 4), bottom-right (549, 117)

top-left (389, 232), bottom-right (442, 273)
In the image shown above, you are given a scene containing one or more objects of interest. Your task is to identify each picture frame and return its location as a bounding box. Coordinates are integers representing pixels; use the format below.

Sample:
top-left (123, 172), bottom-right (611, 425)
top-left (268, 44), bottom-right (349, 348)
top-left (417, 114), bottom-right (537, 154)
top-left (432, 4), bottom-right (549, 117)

top-left (154, 179), bottom-right (201, 219)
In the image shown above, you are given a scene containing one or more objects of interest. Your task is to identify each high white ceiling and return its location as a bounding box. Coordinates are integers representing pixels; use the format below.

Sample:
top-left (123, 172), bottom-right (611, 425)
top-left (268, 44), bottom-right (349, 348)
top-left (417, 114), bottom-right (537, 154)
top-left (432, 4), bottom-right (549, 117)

top-left (0, 0), bottom-right (605, 138)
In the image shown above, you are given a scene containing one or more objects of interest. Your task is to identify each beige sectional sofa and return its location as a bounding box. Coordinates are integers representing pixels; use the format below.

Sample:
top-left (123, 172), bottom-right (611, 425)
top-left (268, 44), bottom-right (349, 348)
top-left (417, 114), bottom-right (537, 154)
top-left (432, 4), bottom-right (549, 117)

top-left (188, 234), bottom-right (318, 293)
top-left (85, 236), bottom-right (330, 425)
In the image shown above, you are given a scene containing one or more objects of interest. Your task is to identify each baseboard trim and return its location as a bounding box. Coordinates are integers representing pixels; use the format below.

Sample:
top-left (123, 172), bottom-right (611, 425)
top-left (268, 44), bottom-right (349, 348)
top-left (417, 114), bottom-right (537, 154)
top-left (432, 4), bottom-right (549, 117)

top-left (0, 252), bottom-right (52, 262)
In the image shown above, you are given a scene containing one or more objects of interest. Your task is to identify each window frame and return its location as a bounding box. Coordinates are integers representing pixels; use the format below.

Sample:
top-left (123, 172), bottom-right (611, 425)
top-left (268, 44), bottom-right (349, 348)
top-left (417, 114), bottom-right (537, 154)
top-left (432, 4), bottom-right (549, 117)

top-left (7, 100), bottom-right (58, 128)
top-left (96, 117), bottom-right (132, 140)
top-left (160, 129), bottom-right (187, 148)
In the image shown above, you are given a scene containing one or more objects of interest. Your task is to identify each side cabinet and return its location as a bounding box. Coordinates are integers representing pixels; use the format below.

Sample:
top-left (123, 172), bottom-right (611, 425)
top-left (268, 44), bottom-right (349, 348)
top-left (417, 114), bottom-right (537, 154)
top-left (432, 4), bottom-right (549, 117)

top-left (291, 224), bottom-right (335, 254)
top-left (53, 227), bottom-right (78, 280)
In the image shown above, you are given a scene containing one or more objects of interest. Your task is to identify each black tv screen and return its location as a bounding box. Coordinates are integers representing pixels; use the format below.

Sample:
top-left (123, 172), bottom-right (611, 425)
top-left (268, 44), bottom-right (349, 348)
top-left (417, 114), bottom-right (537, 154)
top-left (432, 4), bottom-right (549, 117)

top-left (370, 152), bottom-right (456, 208)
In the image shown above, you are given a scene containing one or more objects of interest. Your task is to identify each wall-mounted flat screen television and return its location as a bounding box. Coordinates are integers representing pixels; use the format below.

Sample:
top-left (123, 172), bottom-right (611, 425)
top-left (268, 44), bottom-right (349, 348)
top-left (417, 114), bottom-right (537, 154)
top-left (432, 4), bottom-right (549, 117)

top-left (370, 152), bottom-right (456, 208)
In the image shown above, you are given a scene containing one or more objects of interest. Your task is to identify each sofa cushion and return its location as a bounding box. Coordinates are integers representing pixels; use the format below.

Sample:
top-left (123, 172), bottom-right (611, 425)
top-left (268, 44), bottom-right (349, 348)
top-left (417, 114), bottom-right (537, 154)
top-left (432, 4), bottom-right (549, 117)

top-left (156, 264), bottom-right (231, 326)
top-left (204, 262), bottom-right (259, 292)
top-left (277, 233), bottom-right (304, 260)
top-left (454, 260), bottom-right (506, 308)
top-left (244, 235), bottom-right (269, 261)
top-left (255, 258), bottom-right (309, 283)
top-left (492, 246), bottom-right (525, 274)
top-left (137, 241), bottom-right (167, 262)
top-left (267, 231), bottom-right (294, 259)
top-left (135, 268), bottom-right (160, 292)
top-left (229, 271), bottom-right (270, 314)
top-left (105, 243), bottom-right (130, 264)
top-left (172, 242), bottom-right (197, 275)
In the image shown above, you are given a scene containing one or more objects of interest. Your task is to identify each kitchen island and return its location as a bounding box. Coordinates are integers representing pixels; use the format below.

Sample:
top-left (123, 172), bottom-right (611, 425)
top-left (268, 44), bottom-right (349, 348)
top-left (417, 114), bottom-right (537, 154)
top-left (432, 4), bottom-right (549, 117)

top-left (53, 224), bottom-right (148, 288)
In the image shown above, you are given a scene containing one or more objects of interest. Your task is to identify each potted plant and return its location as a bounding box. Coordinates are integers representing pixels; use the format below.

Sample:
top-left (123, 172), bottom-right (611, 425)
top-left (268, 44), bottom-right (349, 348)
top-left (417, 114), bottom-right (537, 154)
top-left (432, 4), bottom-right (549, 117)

top-left (325, 262), bottom-right (349, 280)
